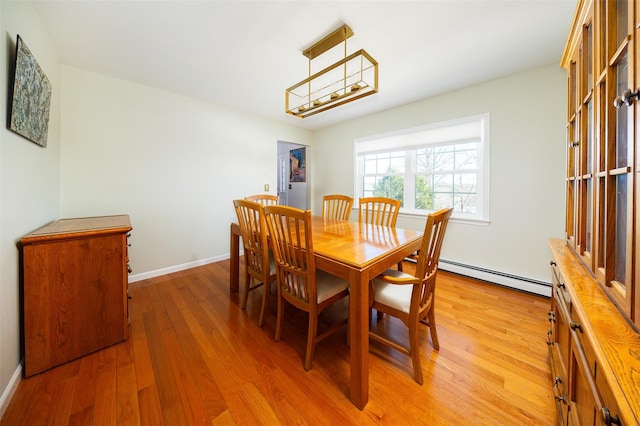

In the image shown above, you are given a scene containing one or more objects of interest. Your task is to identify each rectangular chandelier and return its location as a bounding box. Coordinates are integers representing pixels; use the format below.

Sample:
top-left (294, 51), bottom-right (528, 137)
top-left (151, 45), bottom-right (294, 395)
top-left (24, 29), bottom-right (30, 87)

top-left (286, 25), bottom-right (378, 119)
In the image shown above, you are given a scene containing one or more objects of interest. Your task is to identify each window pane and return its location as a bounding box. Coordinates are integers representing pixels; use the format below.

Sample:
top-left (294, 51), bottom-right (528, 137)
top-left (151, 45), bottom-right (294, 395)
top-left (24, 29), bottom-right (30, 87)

top-left (371, 175), bottom-right (404, 205)
top-left (455, 146), bottom-right (478, 170)
top-left (378, 158), bottom-right (390, 173)
top-left (434, 174), bottom-right (453, 192)
top-left (416, 149), bottom-right (429, 172)
top-left (415, 175), bottom-right (434, 210)
top-left (456, 193), bottom-right (477, 214)
top-left (434, 193), bottom-right (453, 210)
top-left (364, 158), bottom-right (376, 174)
top-left (437, 149), bottom-right (455, 171)
top-left (390, 155), bottom-right (405, 172)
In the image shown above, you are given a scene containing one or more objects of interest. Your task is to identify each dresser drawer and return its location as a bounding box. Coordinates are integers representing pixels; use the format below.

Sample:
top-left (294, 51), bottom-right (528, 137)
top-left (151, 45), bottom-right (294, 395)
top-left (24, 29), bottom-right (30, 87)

top-left (569, 306), bottom-right (597, 379)
top-left (595, 371), bottom-right (623, 426)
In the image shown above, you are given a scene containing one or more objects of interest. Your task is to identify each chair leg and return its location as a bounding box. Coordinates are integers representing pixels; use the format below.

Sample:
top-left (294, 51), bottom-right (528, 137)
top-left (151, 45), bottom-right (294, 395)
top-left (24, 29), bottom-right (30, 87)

top-left (275, 295), bottom-right (284, 342)
top-left (258, 282), bottom-right (270, 327)
top-left (241, 273), bottom-right (251, 309)
top-left (408, 321), bottom-right (424, 385)
top-left (428, 306), bottom-right (439, 350)
top-left (304, 314), bottom-right (319, 371)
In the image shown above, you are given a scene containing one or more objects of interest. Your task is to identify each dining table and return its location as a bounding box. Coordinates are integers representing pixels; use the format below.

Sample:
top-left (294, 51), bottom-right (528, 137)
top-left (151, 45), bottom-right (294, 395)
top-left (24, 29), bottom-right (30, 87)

top-left (229, 215), bottom-right (423, 410)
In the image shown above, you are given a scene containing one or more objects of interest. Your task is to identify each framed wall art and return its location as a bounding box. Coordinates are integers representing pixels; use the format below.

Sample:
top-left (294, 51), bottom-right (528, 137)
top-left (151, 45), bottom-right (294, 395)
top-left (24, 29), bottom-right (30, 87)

top-left (9, 35), bottom-right (52, 148)
top-left (289, 147), bottom-right (306, 182)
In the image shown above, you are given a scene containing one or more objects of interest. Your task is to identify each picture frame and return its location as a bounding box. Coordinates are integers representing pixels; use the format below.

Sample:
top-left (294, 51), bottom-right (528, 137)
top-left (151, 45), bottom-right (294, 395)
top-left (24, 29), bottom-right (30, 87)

top-left (289, 147), bottom-right (306, 182)
top-left (9, 35), bottom-right (52, 148)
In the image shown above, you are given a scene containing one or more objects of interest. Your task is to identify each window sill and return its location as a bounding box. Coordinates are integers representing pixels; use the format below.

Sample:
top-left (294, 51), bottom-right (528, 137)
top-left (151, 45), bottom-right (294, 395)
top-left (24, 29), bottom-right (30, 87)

top-left (398, 210), bottom-right (490, 226)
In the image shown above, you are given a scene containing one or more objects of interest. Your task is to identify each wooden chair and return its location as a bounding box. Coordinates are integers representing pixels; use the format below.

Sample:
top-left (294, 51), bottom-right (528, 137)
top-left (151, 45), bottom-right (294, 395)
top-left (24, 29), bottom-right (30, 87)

top-left (245, 194), bottom-right (278, 206)
top-left (233, 199), bottom-right (277, 327)
top-left (322, 194), bottom-right (354, 221)
top-left (358, 196), bottom-right (400, 227)
top-left (359, 196), bottom-right (402, 270)
top-left (263, 205), bottom-right (350, 371)
top-left (369, 207), bottom-right (452, 384)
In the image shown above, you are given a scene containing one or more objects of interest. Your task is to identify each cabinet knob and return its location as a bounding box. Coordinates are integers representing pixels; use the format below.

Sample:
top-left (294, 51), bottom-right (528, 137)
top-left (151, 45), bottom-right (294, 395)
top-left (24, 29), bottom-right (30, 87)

top-left (602, 407), bottom-right (622, 425)
top-left (554, 376), bottom-right (562, 387)
top-left (570, 321), bottom-right (583, 332)
top-left (614, 88), bottom-right (640, 108)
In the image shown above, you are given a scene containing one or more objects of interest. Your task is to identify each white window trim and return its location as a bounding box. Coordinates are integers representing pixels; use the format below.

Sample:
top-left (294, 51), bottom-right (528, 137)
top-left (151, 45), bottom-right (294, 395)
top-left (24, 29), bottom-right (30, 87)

top-left (353, 113), bottom-right (490, 224)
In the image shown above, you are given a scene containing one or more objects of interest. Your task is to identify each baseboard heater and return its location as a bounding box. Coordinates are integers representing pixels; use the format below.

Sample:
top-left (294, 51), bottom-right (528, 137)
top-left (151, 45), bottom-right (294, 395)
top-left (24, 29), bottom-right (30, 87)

top-left (405, 258), bottom-right (551, 297)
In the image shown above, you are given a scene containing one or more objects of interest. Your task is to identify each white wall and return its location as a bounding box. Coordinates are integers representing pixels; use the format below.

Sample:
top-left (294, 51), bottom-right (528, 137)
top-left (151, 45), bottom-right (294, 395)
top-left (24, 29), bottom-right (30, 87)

top-left (0, 1), bottom-right (61, 413)
top-left (59, 67), bottom-right (312, 277)
top-left (312, 64), bottom-right (566, 284)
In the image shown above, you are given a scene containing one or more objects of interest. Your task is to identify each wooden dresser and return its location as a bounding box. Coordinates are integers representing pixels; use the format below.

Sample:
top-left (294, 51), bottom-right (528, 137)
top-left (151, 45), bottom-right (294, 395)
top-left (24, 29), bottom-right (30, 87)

top-left (21, 215), bottom-right (132, 377)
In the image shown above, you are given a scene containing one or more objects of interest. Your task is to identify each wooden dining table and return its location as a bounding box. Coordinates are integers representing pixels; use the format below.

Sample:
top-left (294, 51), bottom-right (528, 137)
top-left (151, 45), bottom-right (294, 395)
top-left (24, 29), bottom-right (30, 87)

top-left (229, 215), bottom-right (423, 410)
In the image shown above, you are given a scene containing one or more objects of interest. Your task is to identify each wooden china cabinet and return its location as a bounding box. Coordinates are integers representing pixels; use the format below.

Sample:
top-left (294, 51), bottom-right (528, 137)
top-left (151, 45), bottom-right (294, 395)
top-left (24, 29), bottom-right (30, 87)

top-left (548, 0), bottom-right (640, 424)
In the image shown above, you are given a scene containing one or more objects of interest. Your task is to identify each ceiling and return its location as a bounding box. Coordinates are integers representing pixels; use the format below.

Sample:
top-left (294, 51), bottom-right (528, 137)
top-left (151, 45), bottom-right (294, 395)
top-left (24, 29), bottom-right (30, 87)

top-left (32, 0), bottom-right (578, 130)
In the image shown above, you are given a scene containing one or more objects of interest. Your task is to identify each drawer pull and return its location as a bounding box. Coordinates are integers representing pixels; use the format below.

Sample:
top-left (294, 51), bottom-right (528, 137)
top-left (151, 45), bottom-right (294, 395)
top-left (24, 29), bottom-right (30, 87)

top-left (546, 329), bottom-right (553, 345)
top-left (602, 407), bottom-right (622, 425)
top-left (570, 321), bottom-right (582, 332)
top-left (550, 260), bottom-right (557, 266)
top-left (127, 263), bottom-right (133, 274)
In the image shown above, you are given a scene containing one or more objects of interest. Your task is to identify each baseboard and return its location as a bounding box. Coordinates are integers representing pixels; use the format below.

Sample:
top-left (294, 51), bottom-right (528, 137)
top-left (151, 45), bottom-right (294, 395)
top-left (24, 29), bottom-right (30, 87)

top-left (129, 252), bottom-right (551, 298)
top-left (128, 254), bottom-right (229, 283)
top-left (438, 259), bottom-right (551, 297)
top-left (0, 363), bottom-right (22, 419)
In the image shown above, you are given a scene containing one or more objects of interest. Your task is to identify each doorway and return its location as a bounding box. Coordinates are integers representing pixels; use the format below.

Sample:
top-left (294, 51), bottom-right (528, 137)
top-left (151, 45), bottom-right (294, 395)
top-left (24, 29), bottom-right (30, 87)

top-left (277, 141), bottom-right (309, 210)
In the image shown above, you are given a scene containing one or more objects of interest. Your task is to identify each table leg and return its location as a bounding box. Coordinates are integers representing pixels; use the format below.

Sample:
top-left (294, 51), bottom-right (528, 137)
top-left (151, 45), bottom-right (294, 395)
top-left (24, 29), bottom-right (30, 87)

top-left (349, 269), bottom-right (369, 409)
top-left (230, 222), bottom-right (240, 293)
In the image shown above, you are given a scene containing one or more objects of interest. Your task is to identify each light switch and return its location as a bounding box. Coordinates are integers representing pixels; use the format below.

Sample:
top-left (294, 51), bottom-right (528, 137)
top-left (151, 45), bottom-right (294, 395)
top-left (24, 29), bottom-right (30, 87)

top-left (264, 184), bottom-right (269, 192)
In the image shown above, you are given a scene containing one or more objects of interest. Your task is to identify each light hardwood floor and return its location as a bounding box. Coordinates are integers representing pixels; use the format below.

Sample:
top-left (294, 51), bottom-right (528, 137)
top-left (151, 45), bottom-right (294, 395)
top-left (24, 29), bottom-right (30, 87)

top-left (1, 260), bottom-right (555, 425)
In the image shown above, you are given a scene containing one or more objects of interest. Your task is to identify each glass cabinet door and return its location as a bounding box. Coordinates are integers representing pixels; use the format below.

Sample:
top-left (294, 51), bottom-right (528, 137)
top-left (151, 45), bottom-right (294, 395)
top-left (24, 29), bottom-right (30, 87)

top-left (565, 0), bottom-right (637, 325)
top-left (607, 0), bottom-right (634, 317)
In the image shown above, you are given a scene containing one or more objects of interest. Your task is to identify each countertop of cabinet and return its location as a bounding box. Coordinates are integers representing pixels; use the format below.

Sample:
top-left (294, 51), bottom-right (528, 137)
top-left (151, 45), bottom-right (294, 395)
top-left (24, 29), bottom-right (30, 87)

top-left (21, 214), bottom-right (132, 244)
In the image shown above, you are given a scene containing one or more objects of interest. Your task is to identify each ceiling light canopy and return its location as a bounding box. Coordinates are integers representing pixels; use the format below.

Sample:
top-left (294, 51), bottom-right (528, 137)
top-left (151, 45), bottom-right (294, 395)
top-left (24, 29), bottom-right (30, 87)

top-left (286, 24), bottom-right (378, 118)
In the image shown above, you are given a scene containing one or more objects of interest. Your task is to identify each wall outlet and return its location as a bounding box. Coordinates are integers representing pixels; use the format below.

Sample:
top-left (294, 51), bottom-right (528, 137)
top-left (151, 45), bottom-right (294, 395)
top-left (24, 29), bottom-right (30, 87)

top-left (264, 184), bottom-right (269, 192)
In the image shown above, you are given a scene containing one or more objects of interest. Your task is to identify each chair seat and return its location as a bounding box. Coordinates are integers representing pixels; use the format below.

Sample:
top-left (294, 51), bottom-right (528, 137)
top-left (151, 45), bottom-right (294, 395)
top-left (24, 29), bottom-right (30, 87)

top-left (372, 269), bottom-right (414, 314)
top-left (316, 270), bottom-right (349, 303)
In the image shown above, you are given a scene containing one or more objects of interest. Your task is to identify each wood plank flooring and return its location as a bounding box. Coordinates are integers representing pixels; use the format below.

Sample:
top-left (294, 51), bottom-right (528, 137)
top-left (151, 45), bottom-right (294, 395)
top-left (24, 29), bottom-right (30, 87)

top-left (1, 260), bottom-right (556, 425)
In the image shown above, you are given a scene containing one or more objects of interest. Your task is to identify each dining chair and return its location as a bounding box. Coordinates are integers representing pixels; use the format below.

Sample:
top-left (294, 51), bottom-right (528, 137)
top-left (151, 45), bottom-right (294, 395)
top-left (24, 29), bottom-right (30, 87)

top-left (245, 194), bottom-right (279, 206)
top-left (358, 196), bottom-right (400, 227)
top-left (369, 207), bottom-right (453, 384)
top-left (359, 196), bottom-right (402, 270)
top-left (263, 205), bottom-right (350, 371)
top-left (233, 199), bottom-right (277, 327)
top-left (322, 194), bottom-right (354, 221)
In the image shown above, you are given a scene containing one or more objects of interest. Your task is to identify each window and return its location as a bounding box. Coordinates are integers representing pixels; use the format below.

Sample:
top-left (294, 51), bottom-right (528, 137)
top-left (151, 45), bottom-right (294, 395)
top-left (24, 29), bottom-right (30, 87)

top-left (355, 114), bottom-right (490, 223)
